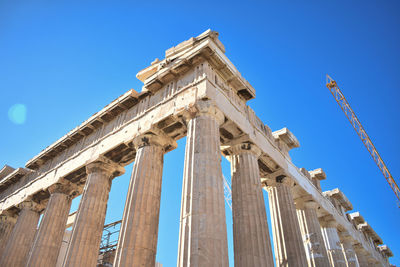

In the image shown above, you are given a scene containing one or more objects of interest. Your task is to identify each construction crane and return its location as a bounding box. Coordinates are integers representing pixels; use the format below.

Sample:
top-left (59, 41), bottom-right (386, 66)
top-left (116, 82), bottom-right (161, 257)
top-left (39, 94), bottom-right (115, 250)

top-left (326, 75), bottom-right (400, 205)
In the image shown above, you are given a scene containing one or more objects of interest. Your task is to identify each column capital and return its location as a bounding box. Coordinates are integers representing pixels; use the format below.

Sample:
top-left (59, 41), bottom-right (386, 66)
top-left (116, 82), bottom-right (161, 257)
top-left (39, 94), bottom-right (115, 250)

top-left (48, 181), bottom-right (80, 198)
top-left (296, 198), bottom-right (318, 210)
top-left (352, 243), bottom-right (362, 250)
top-left (0, 211), bottom-right (17, 224)
top-left (338, 230), bottom-right (356, 244)
top-left (222, 142), bottom-right (262, 157)
top-left (367, 257), bottom-right (379, 264)
top-left (319, 215), bottom-right (339, 228)
top-left (185, 99), bottom-right (225, 125)
top-left (17, 200), bottom-right (44, 213)
top-left (86, 156), bottom-right (125, 178)
top-left (353, 243), bottom-right (367, 254)
top-left (132, 132), bottom-right (177, 152)
top-left (264, 169), bottom-right (294, 187)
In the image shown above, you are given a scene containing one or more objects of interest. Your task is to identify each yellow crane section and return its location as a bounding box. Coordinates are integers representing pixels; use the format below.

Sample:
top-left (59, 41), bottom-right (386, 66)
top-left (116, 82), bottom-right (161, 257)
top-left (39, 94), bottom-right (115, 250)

top-left (326, 75), bottom-right (400, 205)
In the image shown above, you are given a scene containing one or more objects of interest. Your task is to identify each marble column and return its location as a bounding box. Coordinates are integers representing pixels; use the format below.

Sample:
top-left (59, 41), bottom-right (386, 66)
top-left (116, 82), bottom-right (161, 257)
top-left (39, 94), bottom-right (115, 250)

top-left (26, 182), bottom-right (77, 267)
top-left (177, 100), bottom-right (229, 267)
top-left (320, 219), bottom-right (347, 267)
top-left (114, 134), bottom-right (173, 267)
top-left (354, 244), bottom-right (369, 267)
top-left (367, 257), bottom-right (380, 267)
top-left (266, 175), bottom-right (308, 266)
top-left (296, 200), bottom-right (330, 267)
top-left (0, 200), bottom-right (42, 267)
top-left (227, 143), bottom-right (274, 267)
top-left (0, 211), bottom-right (17, 256)
top-left (63, 158), bottom-right (124, 267)
top-left (338, 231), bottom-right (358, 267)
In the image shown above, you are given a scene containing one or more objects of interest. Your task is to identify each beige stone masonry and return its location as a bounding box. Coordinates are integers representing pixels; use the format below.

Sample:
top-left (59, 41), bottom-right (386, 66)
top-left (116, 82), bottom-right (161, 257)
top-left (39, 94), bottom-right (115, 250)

top-left (308, 168), bottom-right (326, 192)
top-left (63, 158), bottom-right (124, 267)
top-left (320, 217), bottom-right (347, 267)
top-left (338, 231), bottom-right (358, 267)
top-left (0, 200), bottom-right (43, 267)
top-left (208, 71), bottom-right (388, 264)
top-left (114, 133), bottom-right (176, 267)
top-left (378, 245), bottom-right (393, 267)
top-left (265, 172), bottom-right (308, 267)
top-left (296, 199), bottom-right (330, 267)
top-left (0, 211), bottom-right (17, 256)
top-left (272, 128), bottom-right (299, 161)
top-left (354, 244), bottom-right (370, 266)
top-left (323, 189), bottom-right (353, 217)
top-left (56, 230), bottom-right (71, 267)
top-left (26, 181), bottom-right (78, 267)
top-left (0, 30), bottom-right (392, 266)
top-left (224, 142), bottom-right (274, 267)
top-left (177, 100), bottom-right (229, 267)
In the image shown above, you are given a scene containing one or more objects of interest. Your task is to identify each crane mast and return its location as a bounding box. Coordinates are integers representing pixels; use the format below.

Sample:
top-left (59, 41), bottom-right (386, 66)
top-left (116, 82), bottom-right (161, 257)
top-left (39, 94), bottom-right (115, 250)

top-left (326, 75), bottom-right (400, 205)
top-left (223, 175), bottom-right (232, 210)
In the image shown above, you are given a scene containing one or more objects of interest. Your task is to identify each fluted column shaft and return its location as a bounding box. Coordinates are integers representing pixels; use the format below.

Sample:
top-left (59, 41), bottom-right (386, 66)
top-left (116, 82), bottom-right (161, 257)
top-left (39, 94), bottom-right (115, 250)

top-left (63, 159), bottom-right (124, 267)
top-left (114, 135), bottom-right (167, 267)
top-left (354, 246), bottom-right (369, 267)
top-left (26, 183), bottom-right (75, 267)
top-left (321, 221), bottom-right (347, 267)
top-left (177, 101), bottom-right (229, 267)
top-left (229, 144), bottom-right (274, 267)
top-left (296, 201), bottom-right (330, 267)
top-left (0, 201), bottom-right (41, 267)
top-left (0, 213), bottom-right (17, 256)
top-left (266, 177), bottom-right (308, 267)
top-left (341, 239), bottom-right (358, 267)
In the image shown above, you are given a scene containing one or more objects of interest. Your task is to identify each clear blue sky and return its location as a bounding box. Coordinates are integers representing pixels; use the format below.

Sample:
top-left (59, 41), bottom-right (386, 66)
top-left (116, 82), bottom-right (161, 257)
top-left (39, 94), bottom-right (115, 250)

top-left (1, 1), bottom-right (399, 266)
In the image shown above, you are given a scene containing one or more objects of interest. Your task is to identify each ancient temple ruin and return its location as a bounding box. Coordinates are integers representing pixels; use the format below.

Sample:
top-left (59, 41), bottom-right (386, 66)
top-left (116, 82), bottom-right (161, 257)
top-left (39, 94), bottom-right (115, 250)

top-left (0, 30), bottom-right (394, 266)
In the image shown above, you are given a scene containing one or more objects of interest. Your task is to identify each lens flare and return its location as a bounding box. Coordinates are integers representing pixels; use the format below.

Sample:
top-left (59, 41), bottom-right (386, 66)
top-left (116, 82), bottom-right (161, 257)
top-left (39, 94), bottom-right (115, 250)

top-left (8, 104), bottom-right (27, 125)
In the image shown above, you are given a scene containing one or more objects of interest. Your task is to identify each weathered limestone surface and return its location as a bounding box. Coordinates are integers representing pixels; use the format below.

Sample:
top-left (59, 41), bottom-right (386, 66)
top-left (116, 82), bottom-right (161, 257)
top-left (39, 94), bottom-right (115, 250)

top-left (177, 100), bottom-right (229, 267)
top-left (296, 200), bottom-right (330, 267)
top-left (320, 219), bottom-right (347, 267)
top-left (266, 175), bottom-right (308, 267)
top-left (63, 159), bottom-right (124, 267)
top-left (0, 30), bottom-right (392, 266)
top-left (227, 143), bottom-right (274, 267)
top-left (205, 63), bottom-right (387, 263)
top-left (378, 245), bottom-right (393, 267)
top-left (0, 212), bottom-right (17, 256)
top-left (354, 245), bottom-right (369, 267)
top-left (0, 201), bottom-right (41, 267)
top-left (338, 231), bottom-right (358, 267)
top-left (114, 134), bottom-right (174, 267)
top-left (56, 230), bottom-right (72, 267)
top-left (341, 241), bottom-right (358, 267)
top-left (26, 183), bottom-right (76, 267)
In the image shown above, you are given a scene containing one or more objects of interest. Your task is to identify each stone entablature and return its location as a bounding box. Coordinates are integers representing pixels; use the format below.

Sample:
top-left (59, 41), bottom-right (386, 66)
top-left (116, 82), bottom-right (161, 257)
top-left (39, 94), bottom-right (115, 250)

top-left (309, 168), bottom-right (326, 192)
top-left (348, 211), bottom-right (365, 226)
top-left (26, 89), bottom-right (141, 170)
top-left (0, 165), bottom-right (15, 180)
top-left (272, 128), bottom-right (299, 160)
top-left (323, 188), bottom-right (353, 216)
top-left (0, 168), bottom-right (33, 200)
top-left (137, 30), bottom-right (255, 101)
top-left (358, 222), bottom-right (383, 246)
top-left (0, 30), bottom-right (392, 266)
top-left (379, 245), bottom-right (393, 258)
top-left (348, 211), bottom-right (387, 257)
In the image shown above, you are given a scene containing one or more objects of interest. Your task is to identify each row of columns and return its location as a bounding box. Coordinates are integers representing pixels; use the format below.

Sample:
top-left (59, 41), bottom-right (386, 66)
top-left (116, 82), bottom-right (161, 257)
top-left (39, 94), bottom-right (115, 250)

top-left (296, 200), bottom-right (330, 267)
top-left (0, 100), bottom-right (383, 267)
top-left (0, 158), bottom-right (125, 267)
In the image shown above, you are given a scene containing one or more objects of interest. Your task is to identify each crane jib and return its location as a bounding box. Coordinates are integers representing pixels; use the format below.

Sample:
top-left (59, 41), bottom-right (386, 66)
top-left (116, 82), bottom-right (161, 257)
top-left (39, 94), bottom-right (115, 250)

top-left (326, 75), bottom-right (400, 207)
